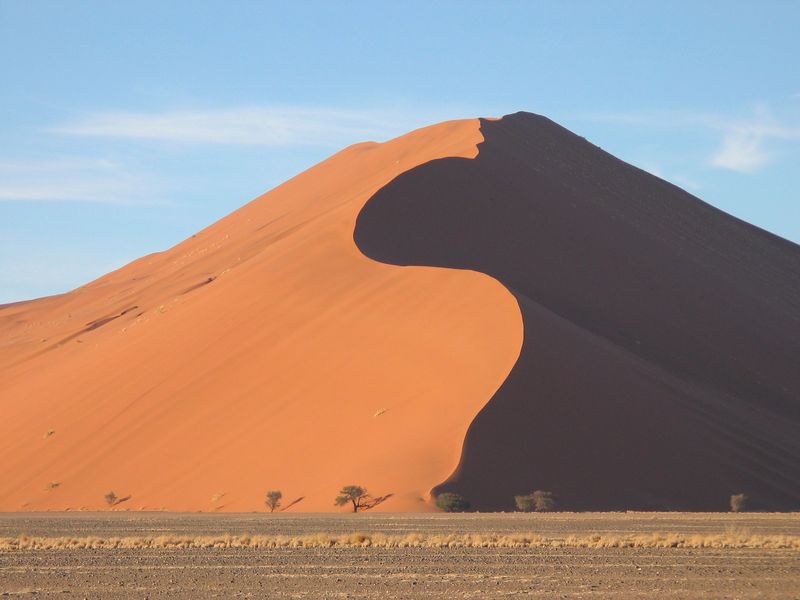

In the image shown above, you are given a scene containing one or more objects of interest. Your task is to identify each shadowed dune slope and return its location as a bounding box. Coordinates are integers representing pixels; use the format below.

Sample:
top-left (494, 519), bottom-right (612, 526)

top-left (354, 112), bottom-right (800, 511)
top-left (0, 119), bottom-right (523, 512)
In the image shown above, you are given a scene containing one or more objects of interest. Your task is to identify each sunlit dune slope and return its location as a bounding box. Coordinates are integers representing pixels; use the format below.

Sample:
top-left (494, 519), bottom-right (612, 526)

top-left (355, 112), bottom-right (800, 511)
top-left (0, 119), bottom-right (522, 512)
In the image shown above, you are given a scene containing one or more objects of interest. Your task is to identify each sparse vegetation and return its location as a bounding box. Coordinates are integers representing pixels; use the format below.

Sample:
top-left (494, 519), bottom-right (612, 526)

top-left (514, 490), bottom-right (556, 512)
top-left (532, 490), bottom-right (556, 511)
top-left (730, 493), bottom-right (749, 513)
top-left (104, 491), bottom-right (118, 508)
top-left (334, 485), bottom-right (392, 512)
top-left (514, 494), bottom-right (535, 512)
top-left (265, 490), bottom-right (282, 512)
top-left (435, 492), bottom-right (470, 512)
top-left (2, 531), bottom-right (797, 550)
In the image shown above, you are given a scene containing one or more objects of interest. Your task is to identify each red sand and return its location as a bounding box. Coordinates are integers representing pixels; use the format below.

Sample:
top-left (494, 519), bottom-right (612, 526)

top-left (3, 112), bottom-right (798, 513)
top-left (0, 119), bottom-right (522, 512)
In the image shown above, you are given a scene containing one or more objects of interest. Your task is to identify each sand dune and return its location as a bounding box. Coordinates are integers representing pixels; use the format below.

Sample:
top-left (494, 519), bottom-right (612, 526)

top-left (0, 119), bottom-right (521, 511)
top-left (2, 112), bottom-right (798, 512)
top-left (355, 112), bottom-right (800, 511)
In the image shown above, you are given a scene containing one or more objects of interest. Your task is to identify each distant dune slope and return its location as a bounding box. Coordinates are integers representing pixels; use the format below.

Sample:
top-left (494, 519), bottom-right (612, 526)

top-left (0, 119), bottom-right (522, 512)
top-left (355, 112), bottom-right (800, 511)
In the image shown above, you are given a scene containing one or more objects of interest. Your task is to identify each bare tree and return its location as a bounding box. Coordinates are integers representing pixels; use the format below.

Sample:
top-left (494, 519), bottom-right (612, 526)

top-left (265, 490), bottom-right (283, 512)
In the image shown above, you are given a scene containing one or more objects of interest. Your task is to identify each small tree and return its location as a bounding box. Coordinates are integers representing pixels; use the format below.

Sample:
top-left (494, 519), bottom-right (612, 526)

top-left (265, 490), bottom-right (282, 512)
top-left (104, 490), bottom-right (117, 508)
top-left (532, 490), bottom-right (556, 512)
top-left (514, 494), bottom-right (535, 512)
top-left (334, 485), bottom-right (391, 512)
top-left (435, 492), bottom-right (470, 512)
top-left (730, 493), bottom-right (748, 513)
top-left (335, 485), bottom-right (369, 512)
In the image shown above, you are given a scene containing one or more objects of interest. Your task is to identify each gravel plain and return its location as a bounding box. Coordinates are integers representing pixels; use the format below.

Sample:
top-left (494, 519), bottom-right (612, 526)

top-left (1, 512), bottom-right (798, 598)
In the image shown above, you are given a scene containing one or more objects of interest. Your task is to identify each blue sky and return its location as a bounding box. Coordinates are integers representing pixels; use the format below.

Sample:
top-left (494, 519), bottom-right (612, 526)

top-left (1, 0), bottom-right (799, 303)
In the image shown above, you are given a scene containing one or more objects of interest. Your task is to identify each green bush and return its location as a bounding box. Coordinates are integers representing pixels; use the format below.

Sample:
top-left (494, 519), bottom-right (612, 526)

top-left (435, 492), bottom-right (470, 512)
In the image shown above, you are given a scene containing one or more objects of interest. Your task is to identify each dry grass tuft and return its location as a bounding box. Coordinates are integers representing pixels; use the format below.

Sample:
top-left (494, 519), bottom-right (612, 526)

top-left (2, 532), bottom-right (798, 551)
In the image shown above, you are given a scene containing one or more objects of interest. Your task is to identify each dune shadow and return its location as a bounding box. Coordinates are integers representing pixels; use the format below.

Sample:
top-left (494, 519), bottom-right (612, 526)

top-left (354, 112), bottom-right (800, 511)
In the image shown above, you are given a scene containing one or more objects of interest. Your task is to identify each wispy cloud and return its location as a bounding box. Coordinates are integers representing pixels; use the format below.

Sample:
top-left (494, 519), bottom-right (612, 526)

top-left (0, 158), bottom-right (164, 205)
top-left (581, 107), bottom-right (800, 174)
top-left (52, 106), bottom-right (434, 147)
top-left (710, 132), bottom-right (770, 173)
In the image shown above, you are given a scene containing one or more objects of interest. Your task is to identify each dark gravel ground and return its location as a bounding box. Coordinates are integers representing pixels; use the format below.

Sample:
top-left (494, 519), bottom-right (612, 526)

top-left (1, 513), bottom-right (798, 598)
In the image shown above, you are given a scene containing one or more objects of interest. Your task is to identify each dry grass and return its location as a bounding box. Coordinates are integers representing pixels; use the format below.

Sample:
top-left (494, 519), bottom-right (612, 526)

top-left (2, 532), bottom-right (798, 551)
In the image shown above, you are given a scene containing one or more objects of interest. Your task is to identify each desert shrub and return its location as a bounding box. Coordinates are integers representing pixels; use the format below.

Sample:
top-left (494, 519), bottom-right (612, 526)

top-left (532, 490), bottom-right (556, 511)
top-left (514, 494), bottom-right (535, 512)
top-left (104, 490), bottom-right (117, 507)
top-left (265, 490), bottom-right (282, 512)
top-left (435, 492), bottom-right (470, 512)
top-left (514, 490), bottom-right (556, 512)
top-left (730, 493), bottom-right (748, 512)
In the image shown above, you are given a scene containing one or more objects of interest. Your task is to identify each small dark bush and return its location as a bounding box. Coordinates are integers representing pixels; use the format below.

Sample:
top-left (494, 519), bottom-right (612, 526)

top-left (435, 492), bottom-right (470, 512)
top-left (514, 494), bottom-right (535, 512)
top-left (730, 493), bottom-right (748, 512)
top-left (104, 490), bottom-right (117, 507)
top-left (532, 490), bottom-right (556, 512)
top-left (514, 490), bottom-right (556, 512)
top-left (265, 490), bottom-right (282, 512)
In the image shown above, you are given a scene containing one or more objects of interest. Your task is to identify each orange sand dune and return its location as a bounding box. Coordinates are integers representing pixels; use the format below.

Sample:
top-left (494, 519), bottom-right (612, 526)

top-left (0, 119), bottom-right (522, 512)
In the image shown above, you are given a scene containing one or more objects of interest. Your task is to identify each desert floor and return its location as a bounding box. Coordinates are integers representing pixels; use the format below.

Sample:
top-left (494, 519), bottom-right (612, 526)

top-left (1, 512), bottom-right (798, 598)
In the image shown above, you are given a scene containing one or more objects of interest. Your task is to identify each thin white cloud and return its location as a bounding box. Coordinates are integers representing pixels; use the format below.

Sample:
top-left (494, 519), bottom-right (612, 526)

top-left (0, 158), bottom-right (164, 205)
top-left (581, 107), bottom-right (800, 174)
top-left (710, 132), bottom-right (770, 173)
top-left (52, 106), bottom-right (432, 147)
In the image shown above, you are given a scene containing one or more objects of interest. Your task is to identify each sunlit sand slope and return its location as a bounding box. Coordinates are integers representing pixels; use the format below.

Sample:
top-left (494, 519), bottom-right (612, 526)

top-left (0, 119), bottom-right (522, 512)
